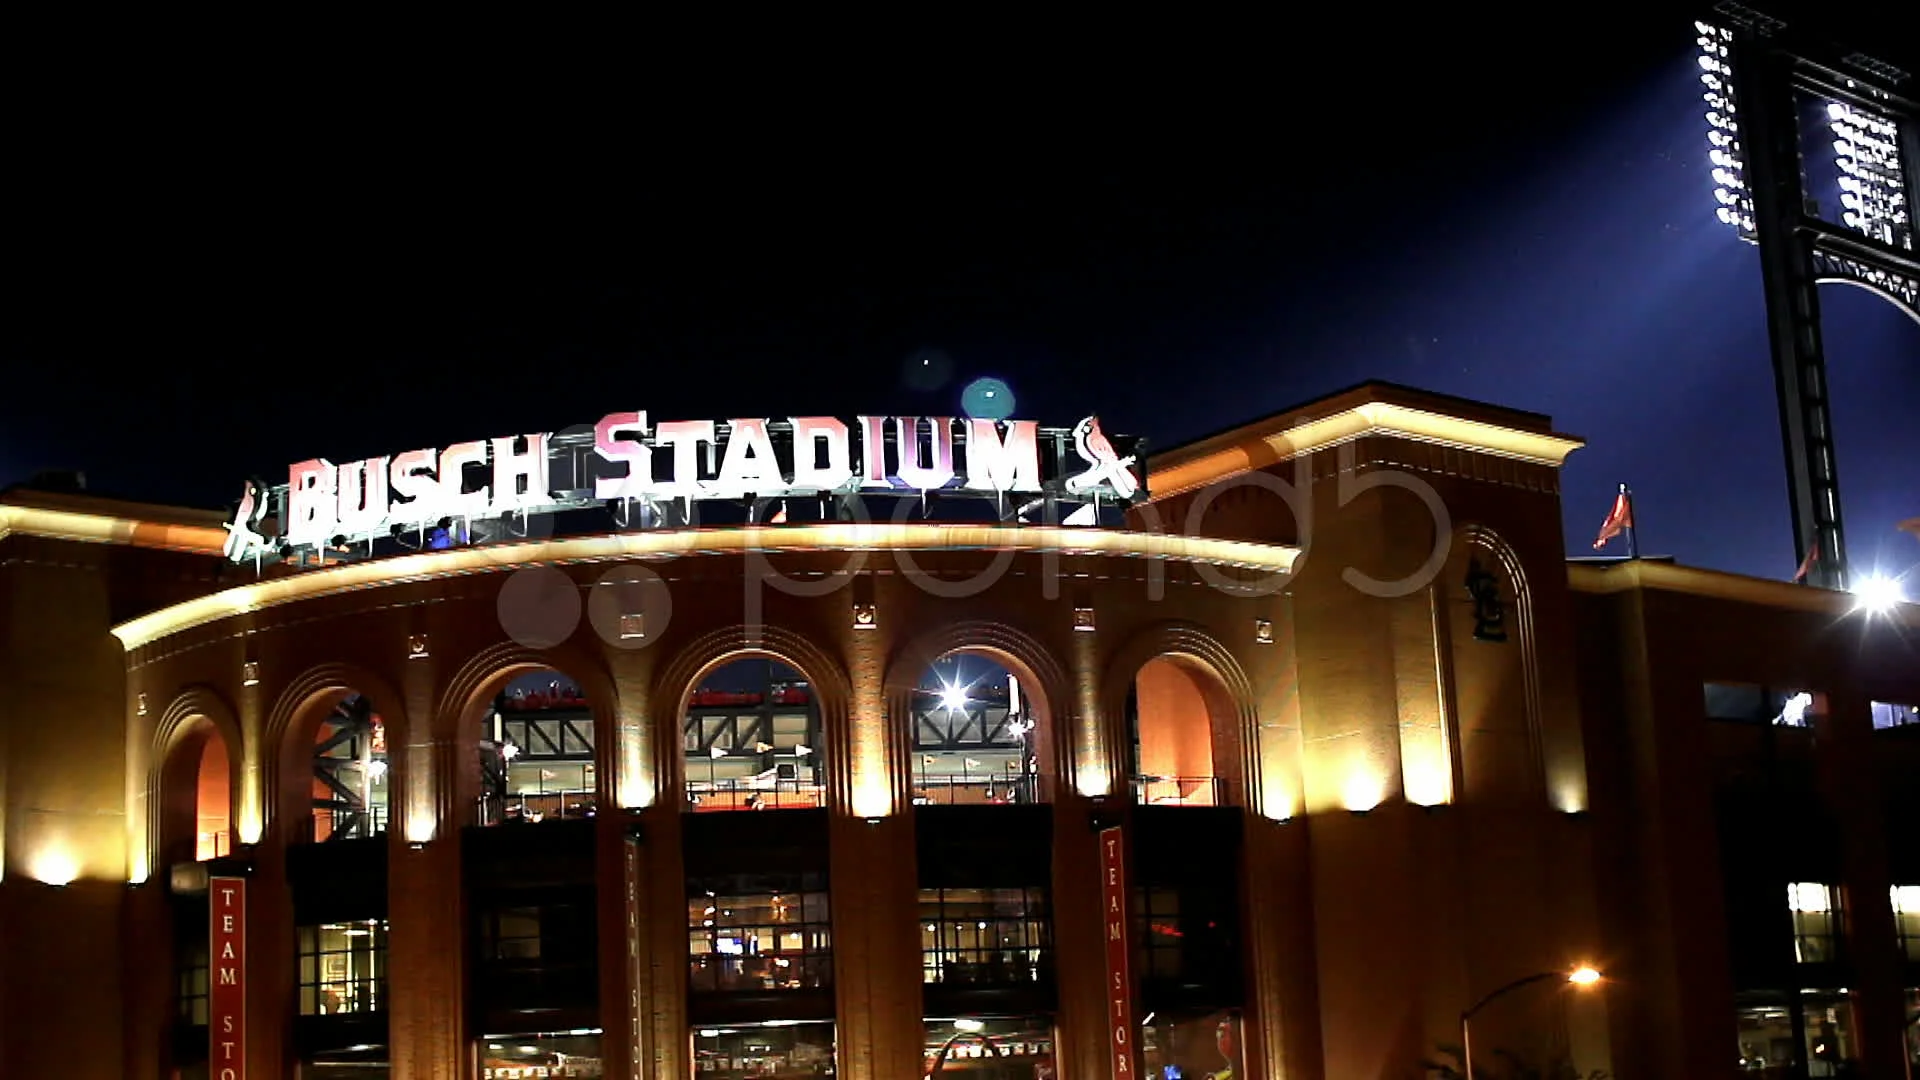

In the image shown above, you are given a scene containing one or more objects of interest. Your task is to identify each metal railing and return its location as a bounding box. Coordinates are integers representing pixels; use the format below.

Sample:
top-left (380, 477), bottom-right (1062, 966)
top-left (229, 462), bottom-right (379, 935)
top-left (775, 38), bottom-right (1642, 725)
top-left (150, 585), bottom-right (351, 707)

top-left (307, 804), bottom-right (388, 843)
top-left (1128, 775), bottom-right (1222, 806)
top-left (475, 789), bottom-right (597, 826)
top-left (910, 773), bottom-right (1042, 806)
top-left (685, 777), bottom-right (827, 811)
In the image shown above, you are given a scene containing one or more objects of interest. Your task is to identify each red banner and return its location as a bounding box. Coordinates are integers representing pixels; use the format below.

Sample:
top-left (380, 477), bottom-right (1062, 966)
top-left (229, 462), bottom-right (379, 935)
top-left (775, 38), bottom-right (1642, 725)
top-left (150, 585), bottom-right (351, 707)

top-left (209, 875), bottom-right (247, 1080)
top-left (1099, 826), bottom-right (1136, 1080)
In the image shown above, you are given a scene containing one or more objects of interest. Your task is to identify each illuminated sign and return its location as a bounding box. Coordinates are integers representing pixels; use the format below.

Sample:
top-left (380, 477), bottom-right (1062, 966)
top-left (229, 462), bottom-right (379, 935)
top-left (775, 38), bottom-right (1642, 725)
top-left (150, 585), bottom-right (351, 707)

top-left (1099, 825), bottom-right (1138, 1080)
top-left (226, 412), bottom-right (1144, 566)
top-left (210, 875), bottom-right (247, 1080)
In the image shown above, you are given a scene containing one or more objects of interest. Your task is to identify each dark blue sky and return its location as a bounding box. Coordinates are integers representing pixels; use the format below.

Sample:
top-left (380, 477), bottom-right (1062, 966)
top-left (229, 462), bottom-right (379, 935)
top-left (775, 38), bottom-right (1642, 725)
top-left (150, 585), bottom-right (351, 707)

top-left (9, 11), bottom-right (1916, 587)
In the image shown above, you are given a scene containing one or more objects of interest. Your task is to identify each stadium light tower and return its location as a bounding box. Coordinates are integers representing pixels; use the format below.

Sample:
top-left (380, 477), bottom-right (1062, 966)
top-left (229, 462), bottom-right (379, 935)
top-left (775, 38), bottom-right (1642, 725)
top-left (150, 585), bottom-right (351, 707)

top-left (1695, 2), bottom-right (1918, 590)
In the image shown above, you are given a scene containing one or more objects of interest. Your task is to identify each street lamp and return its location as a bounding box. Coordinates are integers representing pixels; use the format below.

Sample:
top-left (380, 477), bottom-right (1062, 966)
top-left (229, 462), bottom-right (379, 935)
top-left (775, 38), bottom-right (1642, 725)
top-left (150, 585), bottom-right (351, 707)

top-left (1460, 966), bottom-right (1602, 1080)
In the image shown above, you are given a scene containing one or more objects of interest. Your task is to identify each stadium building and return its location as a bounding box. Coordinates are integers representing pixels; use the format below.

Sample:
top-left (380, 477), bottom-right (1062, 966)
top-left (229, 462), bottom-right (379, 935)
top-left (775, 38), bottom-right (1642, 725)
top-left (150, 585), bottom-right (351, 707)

top-left (0, 382), bottom-right (1915, 1079)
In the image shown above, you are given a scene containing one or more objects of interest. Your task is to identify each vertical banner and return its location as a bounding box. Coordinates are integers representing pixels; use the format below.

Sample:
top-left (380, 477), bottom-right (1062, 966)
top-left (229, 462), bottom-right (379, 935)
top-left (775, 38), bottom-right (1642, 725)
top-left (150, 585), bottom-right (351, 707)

top-left (209, 875), bottom-right (247, 1080)
top-left (1099, 826), bottom-right (1137, 1080)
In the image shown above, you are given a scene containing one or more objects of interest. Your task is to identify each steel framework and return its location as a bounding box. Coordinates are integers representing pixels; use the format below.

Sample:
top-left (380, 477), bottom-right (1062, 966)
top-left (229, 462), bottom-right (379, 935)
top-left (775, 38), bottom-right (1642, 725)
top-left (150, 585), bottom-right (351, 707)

top-left (1701, 3), bottom-right (1918, 589)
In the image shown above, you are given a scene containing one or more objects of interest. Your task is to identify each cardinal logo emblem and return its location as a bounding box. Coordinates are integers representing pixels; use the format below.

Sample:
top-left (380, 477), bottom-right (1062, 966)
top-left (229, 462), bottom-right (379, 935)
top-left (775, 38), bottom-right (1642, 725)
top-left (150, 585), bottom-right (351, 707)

top-left (1064, 415), bottom-right (1139, 499)
top-left (223, 479), bottom-right (270, 563)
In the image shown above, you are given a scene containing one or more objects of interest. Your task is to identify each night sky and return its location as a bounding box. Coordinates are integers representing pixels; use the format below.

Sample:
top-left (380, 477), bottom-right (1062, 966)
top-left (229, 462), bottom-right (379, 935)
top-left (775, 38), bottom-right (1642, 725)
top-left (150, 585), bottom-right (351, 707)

top-left (10, 10), bottom-right (1917, 587)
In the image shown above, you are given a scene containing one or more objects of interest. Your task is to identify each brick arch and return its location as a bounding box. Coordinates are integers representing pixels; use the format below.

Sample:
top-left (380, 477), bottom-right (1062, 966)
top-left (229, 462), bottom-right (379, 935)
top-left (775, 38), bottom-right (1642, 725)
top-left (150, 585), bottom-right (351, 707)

top-left (652, 625), bottom-right (852, 811)
top-left (1100, 621), bottom-right (1259, 809)
top-left (432, 638), bottom-right (623, 821)
top-left (263, 661), bottom-right (410, 842)
top-left (434, 638), bottom-right (622, 741)
top-left (883, 619), bottom-right (1071, 799)
top-left (147, 685), bottom-right (246, 870)
top-left (1456, 523), bottom-right (1546, 800)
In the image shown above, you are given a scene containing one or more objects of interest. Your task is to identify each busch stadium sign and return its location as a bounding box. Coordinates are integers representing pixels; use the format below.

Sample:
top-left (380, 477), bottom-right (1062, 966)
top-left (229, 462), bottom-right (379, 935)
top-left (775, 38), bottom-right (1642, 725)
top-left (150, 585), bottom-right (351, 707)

top-left (225, 413), bottom-right (1145, 566)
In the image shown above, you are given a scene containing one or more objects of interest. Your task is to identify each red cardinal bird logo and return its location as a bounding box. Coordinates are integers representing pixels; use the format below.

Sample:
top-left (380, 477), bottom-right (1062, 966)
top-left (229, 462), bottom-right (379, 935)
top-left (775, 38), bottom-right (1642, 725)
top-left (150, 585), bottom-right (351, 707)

top-left (1065, 415), bottom-right (1139, 499)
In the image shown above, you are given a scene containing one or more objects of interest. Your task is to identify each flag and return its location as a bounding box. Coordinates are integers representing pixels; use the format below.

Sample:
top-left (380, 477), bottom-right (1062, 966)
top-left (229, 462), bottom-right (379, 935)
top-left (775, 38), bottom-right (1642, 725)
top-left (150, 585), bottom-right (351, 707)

top-left (1592, 489), bottom-right (1633, 551)
top-left (1793, 541), bottom-right (1819, 583)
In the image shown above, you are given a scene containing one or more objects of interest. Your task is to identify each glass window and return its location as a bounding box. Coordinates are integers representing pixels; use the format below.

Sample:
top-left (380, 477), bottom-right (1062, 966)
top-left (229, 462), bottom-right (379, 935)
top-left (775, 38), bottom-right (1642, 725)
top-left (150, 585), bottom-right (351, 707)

top-left (1798, 990), bottom-right (1858, 1077)
top-left (919, 888), bottom-right (1051, 986)
top-left (480, 1032), bottom-right (603, 1078)
top-left (1869, 700), bottom-right (1919, 730)
top-left (177, 940), bottom-right (209, 1026)
top-left (1734, 997), bottom-right (1794, 1077)
top-left (688, 875), bottom-right (831, 993)
top-left (1893, 885), bottom-right (1920, 962)
top-left (922, 1017), bottom-right (1055, 1080)
top-left (692, 1021), bottom-right (834, 1079)
top-left (297, 919), bottom-right (388, 1016)
top-left (1704, 683), bottom-right (1822, 726)
top-left (1143, 1009), bottom-right (1242, 1080)
top-left (1133, 884), bottom-right (1240, 990)
top-left (1788, 883), bottom-right (1842, 964)
top-left (484, 906), bottom-right (544, 961)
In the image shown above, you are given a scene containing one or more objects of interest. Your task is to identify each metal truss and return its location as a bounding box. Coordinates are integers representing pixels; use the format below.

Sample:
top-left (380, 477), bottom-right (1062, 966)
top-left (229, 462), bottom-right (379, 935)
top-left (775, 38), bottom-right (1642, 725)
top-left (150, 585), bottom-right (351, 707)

top-left (1703, 5), bottom-right (1918, 589)
top-left (312, 695), bottom-right (382, 842)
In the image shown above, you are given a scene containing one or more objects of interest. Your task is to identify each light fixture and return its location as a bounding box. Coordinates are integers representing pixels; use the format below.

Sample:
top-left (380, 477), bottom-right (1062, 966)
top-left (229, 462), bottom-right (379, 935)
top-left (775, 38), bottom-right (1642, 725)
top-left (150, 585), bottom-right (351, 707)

top-left (1253, 618), bottom-right (1274, 644)
top-left (1568, 966), bottom-right (1602, 986)
top-left (408, 633), bottom-right (430, 659)
top-left (1851, 573), bottom-right (1904, 614)
top-left (852, 601), bottom-right (877, 629)
top-left (136, 692), bottom-right (149, 716)
top-left (939, 684), bottom-right (969, 712)
top-left (1072, 606), bottom-right (1096, 632)
top-left (241, 661), bottom-right (260, 687)
top-left (618, 612), bottom-right (646, 640)
top-left (954, 1018), bottom-right (985, 1033)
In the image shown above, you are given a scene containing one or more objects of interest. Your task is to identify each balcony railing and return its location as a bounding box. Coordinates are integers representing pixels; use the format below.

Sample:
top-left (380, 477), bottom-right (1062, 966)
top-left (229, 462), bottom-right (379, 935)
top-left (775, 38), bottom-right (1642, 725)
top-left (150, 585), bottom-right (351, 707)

top-left (1128, 775), bottom-right (1221, 806)
top-left (307, 804), bottom-right (388, 843)
top-left (685, 777), bottom-right (827, 812)
top-left (475, 789), bottom-right (597, 826)
top-left (910, 773), bottom-right (1042, 806)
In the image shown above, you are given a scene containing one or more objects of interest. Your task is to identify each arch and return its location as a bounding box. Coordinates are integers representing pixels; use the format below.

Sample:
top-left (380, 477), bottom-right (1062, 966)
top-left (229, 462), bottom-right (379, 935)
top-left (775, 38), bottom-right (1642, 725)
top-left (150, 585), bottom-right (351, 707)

top-left (435, 639), bottom-right (623, 825)
top-left (1100, 621), bottom-right (1260, 810)
top-left (264, 661), bottom-right (410, 844)
top-left (148, 685), bottom-right (246, 869)
top-left (1454, 524), bottom-right (1547, 802)
top-left (884, 619), bottom-right (1072, 804)
top-left (654, 625), bottom-right (852, 811)
top-left (436, 639), bottom-right (621, 742)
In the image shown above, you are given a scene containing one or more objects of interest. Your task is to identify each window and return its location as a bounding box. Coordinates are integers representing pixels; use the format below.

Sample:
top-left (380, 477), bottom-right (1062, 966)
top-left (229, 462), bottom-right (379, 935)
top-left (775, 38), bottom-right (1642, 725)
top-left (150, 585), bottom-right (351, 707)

top-left (693, 1021), bottom-right (834, 1079)
top-left (1798, 990), bottom-right (1858, 1076)
top-left (1133, 884), bottom-right (1240, 990)
top-left (1788, 883), bottom-right (1842, 964)
top-left (1705, 683), bottom-right (1822, 727)
top-left (297, 919), bottom-right (387, 1016)
top-left (688, 875), bottom-right (831, 993)
top-left (1143, 1010), bottom-right (1242, 1080)
top-left (1893, 885), bottom-right (1920, 962)
top-left (1871, 700), bottom-right (1920, 730)
top-left (481, 1032), bottom-right (603, 1079)
top-left (483, 906), bottom-right (544, 961)
top-left (922, 1016), bottom-right (1054, 1080)
top-left (919, 888), bottom-right (1051, 986)
top-left (177, 940), bottom-right (209, 1026)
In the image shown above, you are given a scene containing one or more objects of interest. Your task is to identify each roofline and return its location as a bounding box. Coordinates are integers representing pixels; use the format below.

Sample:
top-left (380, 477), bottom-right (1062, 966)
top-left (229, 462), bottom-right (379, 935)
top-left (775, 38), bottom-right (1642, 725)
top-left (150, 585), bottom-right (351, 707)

top-left (1146, 384), bottom-right (1584, 501)
top-left (111, 524), bottom-right (1302, 651)
top-left (1567, 559), bottom-right (1920, 628)
top-left (0, 490), bottom-right (228, 555)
